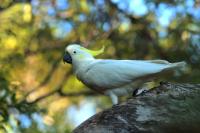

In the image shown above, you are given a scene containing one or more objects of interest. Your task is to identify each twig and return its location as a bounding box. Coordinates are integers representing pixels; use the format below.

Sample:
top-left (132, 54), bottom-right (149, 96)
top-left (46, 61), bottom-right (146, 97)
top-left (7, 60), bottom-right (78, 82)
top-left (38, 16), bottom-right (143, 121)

top-left (28, 89), bottom-right (97, 104)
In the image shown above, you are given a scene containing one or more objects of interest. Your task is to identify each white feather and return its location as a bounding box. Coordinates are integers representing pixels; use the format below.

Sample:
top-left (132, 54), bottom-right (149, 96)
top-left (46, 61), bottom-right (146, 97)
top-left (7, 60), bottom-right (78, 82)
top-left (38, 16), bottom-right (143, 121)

top-left (65, 44), bottom-right (186, 104)
top-left (76, 59), bottom-right (178, 90)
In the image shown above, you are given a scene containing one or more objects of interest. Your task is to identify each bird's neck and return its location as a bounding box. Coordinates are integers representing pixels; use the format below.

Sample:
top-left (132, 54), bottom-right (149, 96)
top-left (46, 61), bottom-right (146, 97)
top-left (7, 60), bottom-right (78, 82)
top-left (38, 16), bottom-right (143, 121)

top-left (72, 59), bottom-right (95, 75)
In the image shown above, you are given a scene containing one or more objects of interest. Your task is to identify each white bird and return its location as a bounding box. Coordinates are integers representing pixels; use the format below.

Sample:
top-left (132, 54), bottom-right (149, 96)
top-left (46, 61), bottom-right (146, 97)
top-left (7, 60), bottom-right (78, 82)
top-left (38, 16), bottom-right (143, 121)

top-left (63, 44), bottom-right (186, 104)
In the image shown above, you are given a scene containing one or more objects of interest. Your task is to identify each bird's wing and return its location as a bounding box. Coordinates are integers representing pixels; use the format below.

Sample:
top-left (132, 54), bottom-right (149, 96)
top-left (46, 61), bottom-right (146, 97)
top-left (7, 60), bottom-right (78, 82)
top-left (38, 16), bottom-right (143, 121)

top-left (81, 60), bottom-right (169, 89)
top-left (144, 60), bottom-right (170, 64)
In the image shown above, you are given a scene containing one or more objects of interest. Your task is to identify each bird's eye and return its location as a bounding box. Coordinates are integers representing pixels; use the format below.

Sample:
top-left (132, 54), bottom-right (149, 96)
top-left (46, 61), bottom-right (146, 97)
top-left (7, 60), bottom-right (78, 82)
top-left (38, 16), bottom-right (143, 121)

top-left (73, 51), bottom-right (76, 54)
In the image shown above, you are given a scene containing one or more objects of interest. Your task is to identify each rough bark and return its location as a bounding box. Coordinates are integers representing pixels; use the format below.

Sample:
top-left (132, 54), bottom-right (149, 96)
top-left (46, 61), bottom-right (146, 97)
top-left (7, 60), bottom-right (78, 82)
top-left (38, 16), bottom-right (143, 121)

top-left (73, 82), bottom-right (200, 133)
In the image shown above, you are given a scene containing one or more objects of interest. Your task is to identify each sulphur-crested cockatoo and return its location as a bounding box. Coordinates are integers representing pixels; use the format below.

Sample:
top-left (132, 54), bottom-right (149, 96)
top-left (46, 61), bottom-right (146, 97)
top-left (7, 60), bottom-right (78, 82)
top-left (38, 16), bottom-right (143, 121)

top-left (63, 44), bottom-right (186, 104)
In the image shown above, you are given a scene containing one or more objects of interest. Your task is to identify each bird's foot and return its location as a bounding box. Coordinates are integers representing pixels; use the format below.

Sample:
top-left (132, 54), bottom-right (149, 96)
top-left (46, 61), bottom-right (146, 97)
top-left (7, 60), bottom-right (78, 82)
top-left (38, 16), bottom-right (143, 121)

top-left (132, 87), bottom-right (148, 96)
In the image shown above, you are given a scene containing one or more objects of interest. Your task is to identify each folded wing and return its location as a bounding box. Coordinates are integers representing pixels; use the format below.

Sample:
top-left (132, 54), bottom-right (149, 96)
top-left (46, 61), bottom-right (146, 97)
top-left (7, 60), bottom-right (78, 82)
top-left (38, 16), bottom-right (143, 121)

top-left (82, 60), bottom-right (171, 89)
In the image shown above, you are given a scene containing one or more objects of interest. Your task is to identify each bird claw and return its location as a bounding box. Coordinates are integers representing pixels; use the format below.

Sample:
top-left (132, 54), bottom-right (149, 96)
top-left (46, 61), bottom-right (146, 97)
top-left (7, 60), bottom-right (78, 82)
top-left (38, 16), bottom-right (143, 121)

top-left (132, 87), bottom-right (148, 96)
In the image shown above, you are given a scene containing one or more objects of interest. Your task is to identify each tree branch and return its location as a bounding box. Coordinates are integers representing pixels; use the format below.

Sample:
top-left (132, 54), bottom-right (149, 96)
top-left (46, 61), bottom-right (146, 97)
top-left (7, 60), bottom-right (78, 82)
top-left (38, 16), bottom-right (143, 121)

top-left (24, 57), bottom-right (62, 97)
top-left (73, 82), bottom-right (200, 133)
top-left (25, 69), bottom-right (98, 104)
top-left (28, 89), bottom-right (97, 104)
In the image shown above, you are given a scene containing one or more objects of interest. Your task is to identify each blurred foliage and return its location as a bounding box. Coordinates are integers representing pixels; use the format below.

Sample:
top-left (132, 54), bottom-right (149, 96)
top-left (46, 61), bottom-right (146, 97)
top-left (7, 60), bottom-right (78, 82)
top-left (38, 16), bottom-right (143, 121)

top-left (0, 0), bottom-right (200, 132)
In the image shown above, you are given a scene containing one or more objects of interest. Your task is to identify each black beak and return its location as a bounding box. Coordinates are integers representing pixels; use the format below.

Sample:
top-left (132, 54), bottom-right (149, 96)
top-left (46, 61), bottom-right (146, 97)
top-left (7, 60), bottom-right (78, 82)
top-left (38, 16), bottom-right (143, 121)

top-left (63, 52), bottom-right (72, 64)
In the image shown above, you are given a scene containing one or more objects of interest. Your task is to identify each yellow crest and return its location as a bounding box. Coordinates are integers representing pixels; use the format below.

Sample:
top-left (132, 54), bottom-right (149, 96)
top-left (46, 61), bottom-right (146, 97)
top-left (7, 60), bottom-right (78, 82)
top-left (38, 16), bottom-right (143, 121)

top-left (80, 45), bottom-right (105, 56)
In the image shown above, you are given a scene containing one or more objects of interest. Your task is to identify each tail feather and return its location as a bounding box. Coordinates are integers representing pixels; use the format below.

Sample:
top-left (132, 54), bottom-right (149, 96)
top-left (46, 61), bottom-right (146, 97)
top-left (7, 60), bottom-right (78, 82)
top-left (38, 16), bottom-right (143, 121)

top-left (165, 61), bottom-right (187, 71)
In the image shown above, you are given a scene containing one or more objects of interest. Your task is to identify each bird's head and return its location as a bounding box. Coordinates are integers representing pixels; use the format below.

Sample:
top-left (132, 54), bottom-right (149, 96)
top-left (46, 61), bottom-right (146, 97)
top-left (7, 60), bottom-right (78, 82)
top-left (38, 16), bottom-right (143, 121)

top-left (63, 44), bottom-right (104, 64)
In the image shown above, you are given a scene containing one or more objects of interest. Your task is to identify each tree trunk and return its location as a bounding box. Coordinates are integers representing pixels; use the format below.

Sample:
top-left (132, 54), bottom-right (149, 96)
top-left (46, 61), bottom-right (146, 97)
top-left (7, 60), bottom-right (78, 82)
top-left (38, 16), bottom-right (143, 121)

top-left (73, 82), bottom-right (200, 133)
